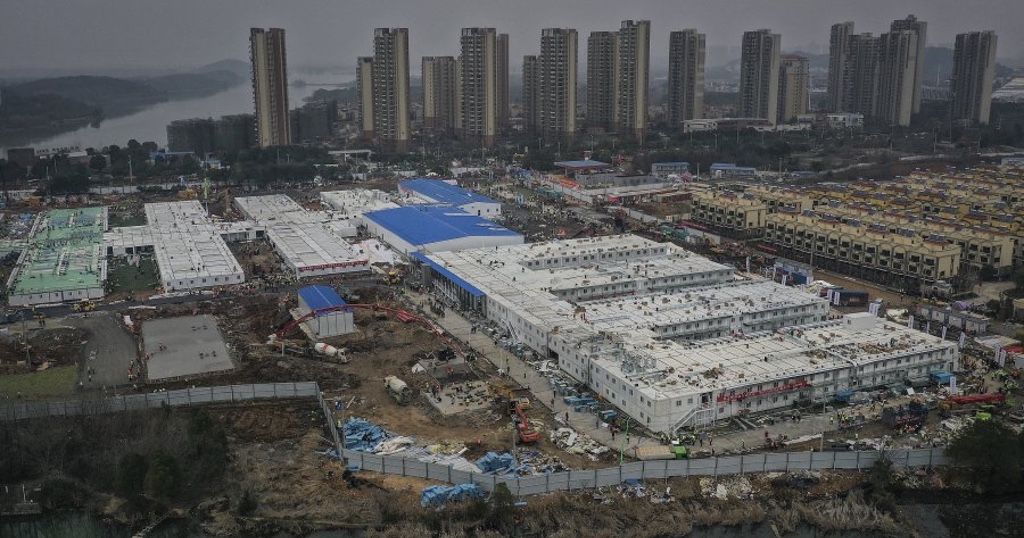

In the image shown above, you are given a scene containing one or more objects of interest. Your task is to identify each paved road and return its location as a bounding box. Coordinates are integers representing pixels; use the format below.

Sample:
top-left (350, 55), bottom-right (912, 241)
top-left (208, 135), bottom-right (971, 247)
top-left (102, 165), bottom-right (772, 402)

top-left (60, 312), bottom-right (139, 391)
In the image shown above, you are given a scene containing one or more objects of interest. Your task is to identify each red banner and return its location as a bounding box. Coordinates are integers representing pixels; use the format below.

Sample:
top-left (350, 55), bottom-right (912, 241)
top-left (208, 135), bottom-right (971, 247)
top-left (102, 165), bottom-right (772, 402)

top-left (298, 260), bottom-right (369, 272)
top-left (717, 379), bottom-right (810, 403)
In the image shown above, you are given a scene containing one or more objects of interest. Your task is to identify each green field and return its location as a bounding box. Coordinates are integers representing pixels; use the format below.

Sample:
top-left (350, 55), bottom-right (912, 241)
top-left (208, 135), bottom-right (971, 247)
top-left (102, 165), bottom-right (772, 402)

top-left (0, 365), bottom-right (77, 398)
top-left (106, 257), bottom-right (160, 294)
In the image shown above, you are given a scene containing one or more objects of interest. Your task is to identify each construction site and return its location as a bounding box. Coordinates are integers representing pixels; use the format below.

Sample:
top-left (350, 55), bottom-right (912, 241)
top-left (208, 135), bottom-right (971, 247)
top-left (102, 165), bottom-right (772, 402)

top-left (1, 178), bottom-right (1023, 538)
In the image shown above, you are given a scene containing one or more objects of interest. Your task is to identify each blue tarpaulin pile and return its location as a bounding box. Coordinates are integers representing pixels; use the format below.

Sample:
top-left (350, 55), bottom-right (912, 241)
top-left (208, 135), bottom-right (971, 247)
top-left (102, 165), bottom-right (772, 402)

top-left (421, 484), bottom-right (485, 507)
top-left (475, 452), bottom-right (518, 475)
top-left (341, 417), bottom-right (387, 452)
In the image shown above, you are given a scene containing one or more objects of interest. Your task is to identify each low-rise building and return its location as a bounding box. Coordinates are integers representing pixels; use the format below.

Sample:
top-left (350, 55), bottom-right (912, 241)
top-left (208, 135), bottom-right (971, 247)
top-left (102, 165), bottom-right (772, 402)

top-left (691, 191), bottom-right (766, 237)
top-left (417, 235), bottom-right (958, 433)
top-left (398, 179), bottom-right (502, 219)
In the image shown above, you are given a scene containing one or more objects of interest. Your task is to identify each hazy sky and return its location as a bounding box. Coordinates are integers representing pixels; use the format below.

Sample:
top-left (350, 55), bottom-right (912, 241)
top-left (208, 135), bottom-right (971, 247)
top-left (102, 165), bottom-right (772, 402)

top-left (3, 0), bottom-right (1022, 72)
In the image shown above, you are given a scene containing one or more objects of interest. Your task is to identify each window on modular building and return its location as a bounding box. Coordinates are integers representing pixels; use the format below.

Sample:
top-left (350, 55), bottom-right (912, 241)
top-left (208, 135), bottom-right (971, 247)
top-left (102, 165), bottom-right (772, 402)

top-left (676, 400), bottom-right (682, 407)
top-left (688, 397), bottom-right (693, 404)
top-left (647, 401), bottom-right (651, 407)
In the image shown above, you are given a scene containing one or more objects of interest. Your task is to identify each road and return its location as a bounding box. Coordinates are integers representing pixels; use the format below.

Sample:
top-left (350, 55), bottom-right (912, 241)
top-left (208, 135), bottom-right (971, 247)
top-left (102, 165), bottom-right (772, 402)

top-left (60, 312), bottom-right (139, 391)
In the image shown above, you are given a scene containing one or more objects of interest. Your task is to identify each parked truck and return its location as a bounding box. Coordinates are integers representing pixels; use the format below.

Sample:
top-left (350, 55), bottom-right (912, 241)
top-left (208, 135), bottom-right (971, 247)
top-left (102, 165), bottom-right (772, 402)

top-left (385, 376), bottom-right (412, 405)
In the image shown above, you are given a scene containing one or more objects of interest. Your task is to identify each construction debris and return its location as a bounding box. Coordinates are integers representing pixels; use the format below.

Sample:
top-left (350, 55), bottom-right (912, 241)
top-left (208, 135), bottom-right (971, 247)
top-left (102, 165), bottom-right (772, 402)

top-left (420, 484), bottom-right (485, 508)
top-left (549, 427), bottom-right (610, 459)
top-left (475, 452), bottom-right (518, 475)
top-left (341, 417), bottom-right (390, 453)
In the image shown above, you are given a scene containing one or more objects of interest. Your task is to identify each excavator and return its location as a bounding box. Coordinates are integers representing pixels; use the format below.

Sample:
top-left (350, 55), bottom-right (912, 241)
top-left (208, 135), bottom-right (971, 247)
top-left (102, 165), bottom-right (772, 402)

top-left (72, 299), bottom-right (97, 313)
top-left (511, 401), bottom-right (540, 444)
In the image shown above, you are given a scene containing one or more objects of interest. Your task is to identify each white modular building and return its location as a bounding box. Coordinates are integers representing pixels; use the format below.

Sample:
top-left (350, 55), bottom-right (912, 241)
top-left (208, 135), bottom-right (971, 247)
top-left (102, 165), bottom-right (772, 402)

top-left (104, 201), bottom-right (248, 293)
top-left (234, 195), bottom-right (370, 277)
top-left (419, 235), bottom-right (959, 433)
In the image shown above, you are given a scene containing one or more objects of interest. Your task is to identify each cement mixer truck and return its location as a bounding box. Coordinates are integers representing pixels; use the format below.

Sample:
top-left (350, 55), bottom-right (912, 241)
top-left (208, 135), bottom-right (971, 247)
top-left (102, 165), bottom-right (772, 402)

top-left (314, 342), bottom-right (349, 363)
top-left (385, 376), bottom-right (412, 405)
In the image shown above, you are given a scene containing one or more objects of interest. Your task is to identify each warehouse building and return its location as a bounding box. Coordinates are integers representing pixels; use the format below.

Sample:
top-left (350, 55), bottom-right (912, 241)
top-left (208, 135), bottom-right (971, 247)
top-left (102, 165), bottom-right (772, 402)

top-left (363, 205), bottom-right (523, 255)
top-left (104, 201), bottom-right (249, 293)
top-left (398, 179), bottom-right (502, 218)
top-left (419, 235), bottom-right (958, 433)
top-left (7, 207), bottom-right (108, 305)
top-left (234, 195), bottom-right (370, 277)
top-left (296, 285), bottom-right (355, 338)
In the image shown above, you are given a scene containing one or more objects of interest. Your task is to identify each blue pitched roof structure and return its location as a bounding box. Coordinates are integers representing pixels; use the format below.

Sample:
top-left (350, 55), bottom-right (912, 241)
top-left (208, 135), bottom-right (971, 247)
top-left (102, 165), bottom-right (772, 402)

top-left (363, 205), bottom-right (521, 247)
top-left (399, 179), bottom-right (498, 205)
top-left (298, 285), bottom-right (346, 313)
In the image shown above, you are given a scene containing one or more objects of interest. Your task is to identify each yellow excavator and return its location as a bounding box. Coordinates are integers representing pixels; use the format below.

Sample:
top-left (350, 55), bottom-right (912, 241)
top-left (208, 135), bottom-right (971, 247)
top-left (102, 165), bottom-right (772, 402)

top-left (72, 299), bottom-right (97, 312)
top-left (382, 269), bottom-right (402, 285)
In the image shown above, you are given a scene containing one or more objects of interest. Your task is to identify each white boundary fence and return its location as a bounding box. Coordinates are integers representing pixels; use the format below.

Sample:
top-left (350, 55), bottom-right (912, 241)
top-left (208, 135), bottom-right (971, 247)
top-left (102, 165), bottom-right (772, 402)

top-left (0, 384), bottom-right (948, 496)
top-left (0, 383), bottom-right (320, 422)
top-left (341, 447), bottom-right (948, 496)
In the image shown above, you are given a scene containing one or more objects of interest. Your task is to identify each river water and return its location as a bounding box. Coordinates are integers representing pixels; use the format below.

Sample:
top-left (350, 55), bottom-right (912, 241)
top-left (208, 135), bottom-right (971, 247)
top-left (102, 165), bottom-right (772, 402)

top-left (0, 511), bottom-right (891, 538)
top-left (0, 74), bottom-right (352, 155)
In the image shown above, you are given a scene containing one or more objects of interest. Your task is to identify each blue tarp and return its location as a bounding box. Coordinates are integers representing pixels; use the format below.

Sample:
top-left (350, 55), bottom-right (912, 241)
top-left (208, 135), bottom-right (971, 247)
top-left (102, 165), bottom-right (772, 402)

top-left (341, 417), bottom-right (388, 453)
top-left (930, 371), bottom-right (954, 383)
top-left (421, 484), bottom-right (485, 507)
top-left (476, 452), bottom-right (518, 475)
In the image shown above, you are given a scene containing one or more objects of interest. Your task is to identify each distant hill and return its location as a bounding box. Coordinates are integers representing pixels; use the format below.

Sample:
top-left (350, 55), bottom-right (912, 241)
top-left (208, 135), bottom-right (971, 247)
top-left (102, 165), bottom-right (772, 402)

top-left (194, 59), bottom-right (251, 80)
top-left (7, 75), bottom-right (167, 115)
top-left (0, 87), bottom-right (100, 132)
top-left (139, 70), bottom-right (243, 97)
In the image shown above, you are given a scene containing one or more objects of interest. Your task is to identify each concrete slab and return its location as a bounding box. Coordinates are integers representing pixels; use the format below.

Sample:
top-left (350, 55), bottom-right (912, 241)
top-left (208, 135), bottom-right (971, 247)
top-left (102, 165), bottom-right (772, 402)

top-left (141, 315), bottom-right (233, 382)
top-left (423, 379), bottom-right (492, 416)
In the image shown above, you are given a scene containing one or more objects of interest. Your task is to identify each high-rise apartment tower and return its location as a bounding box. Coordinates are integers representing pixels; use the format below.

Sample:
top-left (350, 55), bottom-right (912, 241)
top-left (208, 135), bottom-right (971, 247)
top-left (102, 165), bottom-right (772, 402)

top-left (739, 29), bottom-right (781, 125)
top-left (667, 29), bottom-right (706, 128)
top-left (250, 28), bottom-right (290, 147)
top-left (951, 31), bottom-right (997, 125)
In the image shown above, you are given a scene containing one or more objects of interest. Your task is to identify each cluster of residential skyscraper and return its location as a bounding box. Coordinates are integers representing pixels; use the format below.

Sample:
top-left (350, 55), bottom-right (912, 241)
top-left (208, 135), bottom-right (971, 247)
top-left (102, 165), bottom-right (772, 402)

top-left (246, 16), bottom-right (998, 151)
top-left (828, 16), bottom-right (997, 127)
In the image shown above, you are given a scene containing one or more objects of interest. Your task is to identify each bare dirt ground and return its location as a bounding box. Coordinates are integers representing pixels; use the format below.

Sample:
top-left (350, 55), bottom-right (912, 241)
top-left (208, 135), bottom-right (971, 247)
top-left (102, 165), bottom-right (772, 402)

top-left (0, 326), bottom-right (86, 374)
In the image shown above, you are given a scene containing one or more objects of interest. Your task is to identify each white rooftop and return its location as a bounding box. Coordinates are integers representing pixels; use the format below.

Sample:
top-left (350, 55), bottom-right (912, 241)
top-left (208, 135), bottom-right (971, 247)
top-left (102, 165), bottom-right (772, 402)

top-left (104, 201), bottom-right (245, 288)
top-left (320, 189), bottom-right (400, 217)
top-left (234, 195), bottom-right (367, 271)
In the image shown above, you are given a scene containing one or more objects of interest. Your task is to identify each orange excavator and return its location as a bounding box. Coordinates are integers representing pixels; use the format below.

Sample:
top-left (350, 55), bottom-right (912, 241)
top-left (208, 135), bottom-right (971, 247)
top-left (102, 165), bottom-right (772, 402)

top-left (511, 401), bottom-right (540, 444)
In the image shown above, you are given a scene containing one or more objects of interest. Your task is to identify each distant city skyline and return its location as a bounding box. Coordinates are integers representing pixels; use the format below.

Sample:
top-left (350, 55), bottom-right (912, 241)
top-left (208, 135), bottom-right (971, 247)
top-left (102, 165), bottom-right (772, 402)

top-left (2, 0), bottom-right (1022, 73)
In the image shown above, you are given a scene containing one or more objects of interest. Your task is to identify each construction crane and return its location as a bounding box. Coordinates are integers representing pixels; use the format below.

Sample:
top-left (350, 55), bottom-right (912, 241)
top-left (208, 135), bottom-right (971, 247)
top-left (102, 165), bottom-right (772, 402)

top-left (511, 401), bottom-right (540, 444)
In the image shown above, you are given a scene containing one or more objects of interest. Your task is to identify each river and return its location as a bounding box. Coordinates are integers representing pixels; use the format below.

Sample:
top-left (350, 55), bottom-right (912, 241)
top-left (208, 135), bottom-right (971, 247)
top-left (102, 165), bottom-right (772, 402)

top-left (0, 511), bottom-right (894, 538)
top-left (0, 74), bottom-right (352, 155)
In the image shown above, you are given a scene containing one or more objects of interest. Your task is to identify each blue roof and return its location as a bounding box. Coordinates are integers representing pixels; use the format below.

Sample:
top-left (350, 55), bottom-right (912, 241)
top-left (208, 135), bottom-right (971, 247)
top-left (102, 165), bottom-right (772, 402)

top-left (298, 285), bottom-right (346, 313)
top-left (363, 205), bottom-right (522, 247)
top-left (554, 159), bottom-right (611, 169)
top-left (410, 251), bottom-right (485, 298)
top-left (399, 179), bottom-right (498, 206)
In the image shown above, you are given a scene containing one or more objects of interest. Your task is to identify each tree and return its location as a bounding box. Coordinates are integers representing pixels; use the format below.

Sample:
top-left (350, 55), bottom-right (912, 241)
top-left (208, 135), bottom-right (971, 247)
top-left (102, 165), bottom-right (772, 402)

top-left (144, 452), bottom-right (181, 500)
top-left (946, 420), bottom-right (1023, 493)
top-left (89, 154), bottom-right (107, 172)
top-left (117, 453), bottom-right (149, 496)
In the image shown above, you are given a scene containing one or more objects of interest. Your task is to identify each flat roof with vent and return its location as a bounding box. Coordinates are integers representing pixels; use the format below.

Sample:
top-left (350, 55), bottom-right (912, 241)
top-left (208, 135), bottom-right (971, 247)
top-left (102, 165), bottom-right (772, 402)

top-left (9, 207), bottom-right (108, 297)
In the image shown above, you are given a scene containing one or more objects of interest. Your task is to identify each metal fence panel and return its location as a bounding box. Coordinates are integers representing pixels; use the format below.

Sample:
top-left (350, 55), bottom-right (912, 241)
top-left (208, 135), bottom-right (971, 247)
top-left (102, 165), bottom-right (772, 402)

top-left (716, 456), bottom-right (743, 475)
top-left (518, 475), bottom-right (548, 496)
top-left (548, 471), bottom-right (570, 491)
top-left (449, 469), bottom-right (472, 485)
top-left (687, 458), bottom-right (717, 476)
top-left (810, 452), bottom-right (835, 470)
top-left (382, 456), bottom-right (406, 475)
top-left (787, 452), bottom-right (811, 469)
top-left (595, 467), bottom-right (620, 487)
top-left (764, 453), bottom-right (789, 472)
top-left (832, 452), bottom-right (860, 470)
top-left (740, 454), bottom-right (764, 474)
top-left (642, 460), bottom-right (668, 479)
top-left (425, 463), bottom-right (451, 482)
top-left (665, 459), bottom-right (690, 476)
top-left (620, 461), bottom-right (645, 481)
top-left (567, 469), bottom-right (596, 489)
